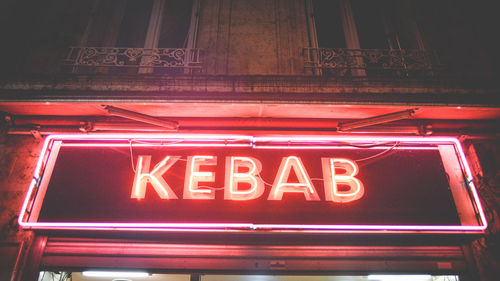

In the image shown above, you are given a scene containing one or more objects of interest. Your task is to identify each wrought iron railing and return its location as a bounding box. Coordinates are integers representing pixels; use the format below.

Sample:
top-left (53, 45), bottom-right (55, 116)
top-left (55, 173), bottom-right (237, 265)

top-left (303, 48), bottom-right (440, 78)
top-left (65, 47), bottom-right (202, 72)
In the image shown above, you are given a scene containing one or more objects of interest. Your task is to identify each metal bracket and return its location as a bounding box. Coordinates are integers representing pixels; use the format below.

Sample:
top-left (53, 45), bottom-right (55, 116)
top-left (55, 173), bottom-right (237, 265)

top-left (30, 126), bottom-right (42, 140)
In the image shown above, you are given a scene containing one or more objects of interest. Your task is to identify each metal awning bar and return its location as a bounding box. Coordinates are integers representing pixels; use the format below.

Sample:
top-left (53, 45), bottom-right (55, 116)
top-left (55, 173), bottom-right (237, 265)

top-left (338, 109), bottom-right (417, 131)
top-left (102, 105), bottom-right (179, 130)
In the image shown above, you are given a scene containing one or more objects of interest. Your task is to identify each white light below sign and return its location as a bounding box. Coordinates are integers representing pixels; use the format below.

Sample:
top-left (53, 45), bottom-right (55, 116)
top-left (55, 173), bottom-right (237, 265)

top-left (368, 275), bottom-right (432, 281)
top-left (82, 271), bottom-right (149, 278)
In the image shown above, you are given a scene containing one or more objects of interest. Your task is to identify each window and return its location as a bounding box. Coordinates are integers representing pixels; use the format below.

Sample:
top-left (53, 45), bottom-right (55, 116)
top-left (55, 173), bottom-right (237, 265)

top-left (67, 0), bottom-right (201, 74)
top-left (305, 0), bottom-right (434, 78)
top-left (310, 0), bottom-right (346, 49)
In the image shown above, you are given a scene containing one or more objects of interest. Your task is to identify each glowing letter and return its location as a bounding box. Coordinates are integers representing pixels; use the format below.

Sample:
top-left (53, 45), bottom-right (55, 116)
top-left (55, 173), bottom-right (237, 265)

top-left (224, 156), bottom-right (264, 200)
top-left (131, 155), bottom-right (180, 199)
top-left (321, 158), bottom-right (364, 202)
top-left (183, 155), bottom-right (217, 199)
top-left (268, 156), bottom-right (320, 200)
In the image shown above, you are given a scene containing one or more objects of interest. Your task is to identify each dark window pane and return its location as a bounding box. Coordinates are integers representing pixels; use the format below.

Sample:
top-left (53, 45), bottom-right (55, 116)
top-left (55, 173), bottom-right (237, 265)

top-left (158, 0), bottom-right (194, 48)
top-left (116, 0), bottom-right (153, 47)
top-left (312, 0), bottom-right (345, 48)
top-left (351, 0), bottom-right (388, 49)
top-left (86, 0), bottom-right (118, 46)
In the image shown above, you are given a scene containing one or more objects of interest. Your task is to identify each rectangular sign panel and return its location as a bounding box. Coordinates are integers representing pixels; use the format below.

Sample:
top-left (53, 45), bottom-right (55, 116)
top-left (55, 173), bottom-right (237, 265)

top-left (19, 134), bottom-right (487, 233)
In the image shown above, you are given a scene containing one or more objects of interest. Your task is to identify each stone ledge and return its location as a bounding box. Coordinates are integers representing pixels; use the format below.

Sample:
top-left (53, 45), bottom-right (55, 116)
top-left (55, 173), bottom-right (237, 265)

top-left (1, 74), bottom-right (497, 96)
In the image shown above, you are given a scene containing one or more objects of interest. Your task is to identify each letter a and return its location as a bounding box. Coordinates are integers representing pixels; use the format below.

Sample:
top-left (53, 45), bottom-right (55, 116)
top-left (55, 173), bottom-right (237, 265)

top-left (268, 156), bottom-right (320, 200)
top-left (224, 156), bottom-right (264, 200)
top-left (321, 158), bottom-right (364, 203)
top-left (131, 155), bottom-right (180, 199)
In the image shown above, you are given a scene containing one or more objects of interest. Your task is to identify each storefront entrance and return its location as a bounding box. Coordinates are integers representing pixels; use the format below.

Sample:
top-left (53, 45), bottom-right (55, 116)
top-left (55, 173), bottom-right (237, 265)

top-left (38, 272), bottom-right (461, 281)
top-left (18, 134), bottom-right (484, 281)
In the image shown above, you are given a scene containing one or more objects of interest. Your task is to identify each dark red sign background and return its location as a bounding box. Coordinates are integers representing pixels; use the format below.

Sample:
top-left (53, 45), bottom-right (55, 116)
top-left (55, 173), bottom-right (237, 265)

top-left (37, 145), bottom-right (460, 226)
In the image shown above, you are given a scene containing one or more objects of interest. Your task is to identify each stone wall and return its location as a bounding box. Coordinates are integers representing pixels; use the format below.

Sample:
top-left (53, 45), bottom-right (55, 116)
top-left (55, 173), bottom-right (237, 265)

top-left (197, 0), bottom-right (309, 75)
top-left (465, 140), bottom-right (500, 281)
top-left (0, 135), bottom-right (43, 281)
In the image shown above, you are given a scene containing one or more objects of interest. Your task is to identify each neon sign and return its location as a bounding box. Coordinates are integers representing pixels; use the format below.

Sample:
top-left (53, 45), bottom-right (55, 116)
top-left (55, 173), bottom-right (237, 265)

top-left (18, 134), bottom-right (487, 233)
top-left (225, 156), bottom-right (264, 200)
top-left (132, 155), bottom-right (362, 202)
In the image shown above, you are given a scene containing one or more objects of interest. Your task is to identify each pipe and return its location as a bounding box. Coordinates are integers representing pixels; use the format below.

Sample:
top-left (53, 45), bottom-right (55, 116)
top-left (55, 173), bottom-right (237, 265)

top-left (338, 109), bottom-right (417, 131)
top-left (102, 105), bottom-right (179, 130)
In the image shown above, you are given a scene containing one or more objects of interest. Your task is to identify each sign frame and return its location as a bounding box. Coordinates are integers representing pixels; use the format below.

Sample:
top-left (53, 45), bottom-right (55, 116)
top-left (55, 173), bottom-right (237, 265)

top-left (18, 134), bottom-right (488, 234)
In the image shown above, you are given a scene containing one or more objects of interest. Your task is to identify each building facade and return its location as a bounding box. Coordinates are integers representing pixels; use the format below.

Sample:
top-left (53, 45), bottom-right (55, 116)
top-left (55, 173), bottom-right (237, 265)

top-left (0, 0), bottom-right (499, 280)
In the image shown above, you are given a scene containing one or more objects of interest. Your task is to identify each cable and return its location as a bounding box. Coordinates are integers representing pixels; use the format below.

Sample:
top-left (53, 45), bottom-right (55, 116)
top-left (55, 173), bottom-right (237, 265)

top-left (129, 139), bottom-right (136, 173)
top-left (257, 173), bottom-right (275, 187)
top-left (355, 141), bottom-right (400, 163)
top-left (197, 185), bottom-right (225, 190)
top-left (338, 141), bottom-right (399, 148)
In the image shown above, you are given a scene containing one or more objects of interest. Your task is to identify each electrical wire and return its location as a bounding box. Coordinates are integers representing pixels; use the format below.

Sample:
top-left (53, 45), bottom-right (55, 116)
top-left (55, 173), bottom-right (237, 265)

top-left (257, 173), bottom-right (274, 187)
top-left (126, 139), bottom-right (403, 190)
top-left (338, 141), bottom-right (399, 148)
top-left (129, 139), bottom-right (136, 173)
top-left (128, 138), bottom-right (186, 172)
top-left (355, 141), bottom-right (400, 163)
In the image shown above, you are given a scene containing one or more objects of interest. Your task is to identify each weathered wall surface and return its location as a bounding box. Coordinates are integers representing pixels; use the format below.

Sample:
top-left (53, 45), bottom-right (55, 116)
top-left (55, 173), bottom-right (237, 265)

top-left (465, 141), bottom-right (500, 281)
top-left (0, 135), bottom-right (43, 280)
top-left (197, 0), bottom-right (309, 75)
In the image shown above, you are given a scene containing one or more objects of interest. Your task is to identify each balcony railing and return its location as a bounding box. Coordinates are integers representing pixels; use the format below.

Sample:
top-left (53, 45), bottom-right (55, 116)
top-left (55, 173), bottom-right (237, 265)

top-left (304, 48), bottom-right (440, 78)
top-left (65, 47), bottom-right (202, 73)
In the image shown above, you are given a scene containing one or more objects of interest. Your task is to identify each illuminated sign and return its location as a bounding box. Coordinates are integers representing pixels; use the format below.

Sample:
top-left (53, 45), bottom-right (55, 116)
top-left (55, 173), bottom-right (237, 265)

top-left (131, 154), bottom-right (362, 202)
top-left (19, 134), bottom-right (487, 233)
